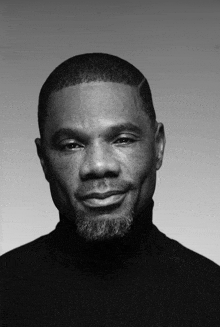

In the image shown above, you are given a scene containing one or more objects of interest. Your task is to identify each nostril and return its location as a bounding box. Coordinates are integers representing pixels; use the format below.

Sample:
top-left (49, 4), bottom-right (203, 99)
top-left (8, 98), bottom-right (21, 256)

top-left (79, 156), bottom-right (120, 181)
top-left (79, 143), bottom-right (121, 180)
top-left (80, 170), bottom-right (118, 181)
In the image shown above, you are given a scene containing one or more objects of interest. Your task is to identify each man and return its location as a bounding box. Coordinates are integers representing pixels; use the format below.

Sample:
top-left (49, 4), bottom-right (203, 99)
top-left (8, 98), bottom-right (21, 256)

top-left (1, 53), bottom-right (220, 326)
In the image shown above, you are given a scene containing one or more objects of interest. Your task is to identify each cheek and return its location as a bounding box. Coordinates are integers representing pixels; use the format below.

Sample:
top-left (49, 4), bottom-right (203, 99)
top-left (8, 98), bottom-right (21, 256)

top-left (47, 155), bottom-right (80, 191)
top-left (120, 146), bottom-right (155, 183)
top-left (48, 159), bottom-right (81, 212)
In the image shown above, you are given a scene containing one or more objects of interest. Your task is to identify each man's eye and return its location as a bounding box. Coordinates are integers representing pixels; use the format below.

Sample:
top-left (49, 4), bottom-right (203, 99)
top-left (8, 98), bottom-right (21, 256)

top-left (60, 142), bottom-right (84, 150)
top-left (114, 137), bottom-right (136, 145)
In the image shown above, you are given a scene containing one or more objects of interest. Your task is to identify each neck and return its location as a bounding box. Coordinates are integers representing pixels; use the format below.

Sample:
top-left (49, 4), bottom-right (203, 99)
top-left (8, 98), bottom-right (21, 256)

top-left (53, 200), bottom-right (154, 266)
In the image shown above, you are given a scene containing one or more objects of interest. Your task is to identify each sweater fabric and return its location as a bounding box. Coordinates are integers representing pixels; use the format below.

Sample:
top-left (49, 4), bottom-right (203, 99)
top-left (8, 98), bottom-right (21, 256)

top-left (1, 201), bottom-right (220, 326)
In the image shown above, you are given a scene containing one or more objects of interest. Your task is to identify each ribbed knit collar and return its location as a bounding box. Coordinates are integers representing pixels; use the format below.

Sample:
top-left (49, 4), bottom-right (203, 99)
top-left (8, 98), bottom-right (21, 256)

top-left (50, 200), bottom-right (158, 271)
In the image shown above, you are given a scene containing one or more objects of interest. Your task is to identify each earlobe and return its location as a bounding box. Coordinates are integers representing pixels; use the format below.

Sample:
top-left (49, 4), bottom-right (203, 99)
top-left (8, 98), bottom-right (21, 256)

top-left (155, 123), bottom-right (166, 170)
top-left (35, 138), bottom-right (49, 181)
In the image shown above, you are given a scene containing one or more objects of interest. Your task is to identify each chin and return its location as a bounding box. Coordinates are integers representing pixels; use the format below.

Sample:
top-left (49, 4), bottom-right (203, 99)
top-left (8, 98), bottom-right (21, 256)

top-left (75, 211), bottom-right (133, 241)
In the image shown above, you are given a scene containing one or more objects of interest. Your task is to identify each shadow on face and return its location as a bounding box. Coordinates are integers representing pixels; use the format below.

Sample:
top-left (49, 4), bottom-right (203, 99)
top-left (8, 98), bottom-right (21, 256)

top-left (35, 82), bottom-right (165, 241)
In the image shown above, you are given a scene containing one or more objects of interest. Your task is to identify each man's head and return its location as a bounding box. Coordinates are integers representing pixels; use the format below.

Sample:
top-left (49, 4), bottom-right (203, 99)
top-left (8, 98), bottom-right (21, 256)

top-left (35, 53), bottom-right (165, 242)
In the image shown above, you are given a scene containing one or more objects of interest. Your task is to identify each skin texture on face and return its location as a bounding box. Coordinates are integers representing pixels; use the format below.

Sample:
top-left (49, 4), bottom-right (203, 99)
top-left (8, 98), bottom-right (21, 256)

top-left (36, 82), bottom-right (165, 241)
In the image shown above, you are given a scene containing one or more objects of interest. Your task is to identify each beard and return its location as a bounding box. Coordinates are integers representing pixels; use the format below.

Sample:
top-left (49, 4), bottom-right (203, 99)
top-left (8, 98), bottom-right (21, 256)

top-left (74, 211), bottom-right (134, 242)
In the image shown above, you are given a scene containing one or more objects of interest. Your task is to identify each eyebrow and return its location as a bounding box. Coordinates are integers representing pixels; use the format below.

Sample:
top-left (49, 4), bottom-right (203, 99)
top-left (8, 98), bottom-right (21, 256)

top-left (105, 123), bottom-right (142, 136)
top-left (51, 123), bottom-right (142, 143)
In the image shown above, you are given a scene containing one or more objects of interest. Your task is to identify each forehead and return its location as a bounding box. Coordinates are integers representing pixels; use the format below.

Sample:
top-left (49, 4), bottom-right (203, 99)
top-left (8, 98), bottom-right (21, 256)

top-left (45, 82), bottom-right (151, 133)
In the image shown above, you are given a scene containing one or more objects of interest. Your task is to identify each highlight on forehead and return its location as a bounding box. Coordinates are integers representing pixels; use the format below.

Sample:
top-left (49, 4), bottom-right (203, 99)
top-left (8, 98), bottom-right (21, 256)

top-left (38, 53), bottom-right (156, 137)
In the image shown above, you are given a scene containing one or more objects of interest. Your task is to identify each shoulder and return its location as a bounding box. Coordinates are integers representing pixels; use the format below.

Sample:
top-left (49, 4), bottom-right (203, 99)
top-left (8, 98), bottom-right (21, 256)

top-left (165, 231), bottom-right (220, 273)
top-left (155, 226), bottom-right (220, 292)
top-left (154, 225), bottom-right (220, 268)
top-left (152, 226), bottom-right (220, 322)
top-left (0, 231), bottom-right (56, 280)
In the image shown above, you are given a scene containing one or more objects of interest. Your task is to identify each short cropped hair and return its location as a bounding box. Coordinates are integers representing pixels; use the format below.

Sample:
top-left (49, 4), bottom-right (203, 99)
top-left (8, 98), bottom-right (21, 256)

top-left (38, 53), bottom-right (156, 138)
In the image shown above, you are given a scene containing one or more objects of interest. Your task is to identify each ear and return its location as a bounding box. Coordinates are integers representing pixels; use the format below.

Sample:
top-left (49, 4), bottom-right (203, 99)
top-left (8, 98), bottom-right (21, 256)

top-left (154, 122), bottom-right (166, 170)
top-left (35, 138), bottom-right (50, 182)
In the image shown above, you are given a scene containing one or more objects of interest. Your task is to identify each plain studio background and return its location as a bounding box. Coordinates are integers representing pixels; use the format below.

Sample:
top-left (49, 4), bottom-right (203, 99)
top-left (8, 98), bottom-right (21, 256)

top-left (1, 0), bottom-right (220, 265)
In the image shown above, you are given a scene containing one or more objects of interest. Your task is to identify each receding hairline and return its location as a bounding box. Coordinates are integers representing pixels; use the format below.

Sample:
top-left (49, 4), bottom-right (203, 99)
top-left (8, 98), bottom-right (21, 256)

top-left (47, 80), bottom-right (146, 101)
top-left (38, 53), bottom-right (156, 137)
top-left (45, 81), bottom-right (157, 136)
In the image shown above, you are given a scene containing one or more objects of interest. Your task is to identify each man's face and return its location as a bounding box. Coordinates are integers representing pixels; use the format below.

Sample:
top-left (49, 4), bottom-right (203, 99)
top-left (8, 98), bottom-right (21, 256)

top-left (36, 82), bottom-right (165, 241)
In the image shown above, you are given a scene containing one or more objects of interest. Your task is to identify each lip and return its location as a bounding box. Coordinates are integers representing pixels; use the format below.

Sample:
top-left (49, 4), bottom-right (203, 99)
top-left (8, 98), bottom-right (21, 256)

top-left (79, 191), bottom-right (126, 208)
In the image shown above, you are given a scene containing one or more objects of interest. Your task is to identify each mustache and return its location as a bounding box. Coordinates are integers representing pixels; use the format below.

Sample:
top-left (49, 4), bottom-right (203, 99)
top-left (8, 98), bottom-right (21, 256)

top-left (76, 180), bottom-right (134, 198)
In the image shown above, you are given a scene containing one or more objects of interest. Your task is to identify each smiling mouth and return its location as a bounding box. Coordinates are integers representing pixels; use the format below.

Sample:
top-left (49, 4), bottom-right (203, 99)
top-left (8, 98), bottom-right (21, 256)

top-left (80, 191), bottom-right (126, 209)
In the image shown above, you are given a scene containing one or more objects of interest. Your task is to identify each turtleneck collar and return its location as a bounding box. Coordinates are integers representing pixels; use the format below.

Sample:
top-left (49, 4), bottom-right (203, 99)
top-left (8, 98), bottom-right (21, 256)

top-left (50, 200), bottom-right (155, 270)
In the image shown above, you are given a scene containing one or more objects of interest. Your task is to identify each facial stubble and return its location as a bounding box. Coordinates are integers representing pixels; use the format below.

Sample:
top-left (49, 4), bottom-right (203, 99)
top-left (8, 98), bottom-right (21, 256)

top-left (75, 209), bottom-right (134, 241)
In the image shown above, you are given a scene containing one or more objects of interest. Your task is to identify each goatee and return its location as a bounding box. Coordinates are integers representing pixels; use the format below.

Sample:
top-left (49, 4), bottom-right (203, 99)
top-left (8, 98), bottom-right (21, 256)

top-left (75, 212), bottom-right (133, 241)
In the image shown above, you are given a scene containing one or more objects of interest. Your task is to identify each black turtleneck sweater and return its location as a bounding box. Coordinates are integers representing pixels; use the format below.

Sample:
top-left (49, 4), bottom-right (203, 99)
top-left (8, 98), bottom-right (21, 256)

top-left (1, 201), bottom-right (220, 326)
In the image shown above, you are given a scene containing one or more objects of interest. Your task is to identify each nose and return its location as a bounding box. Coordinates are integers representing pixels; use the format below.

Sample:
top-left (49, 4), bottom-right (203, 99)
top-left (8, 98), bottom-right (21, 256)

top-left (79, 141), bottom-right (120, 180)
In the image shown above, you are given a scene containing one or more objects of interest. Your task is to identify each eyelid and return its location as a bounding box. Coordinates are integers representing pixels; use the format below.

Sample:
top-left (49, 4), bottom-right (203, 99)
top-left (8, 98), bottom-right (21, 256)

top-left (113, 133), bottom-right (139, 144)
top-left (114, 133), bottom-right (139, 140)
top-left (57, 139), bottom-right (84, 149)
